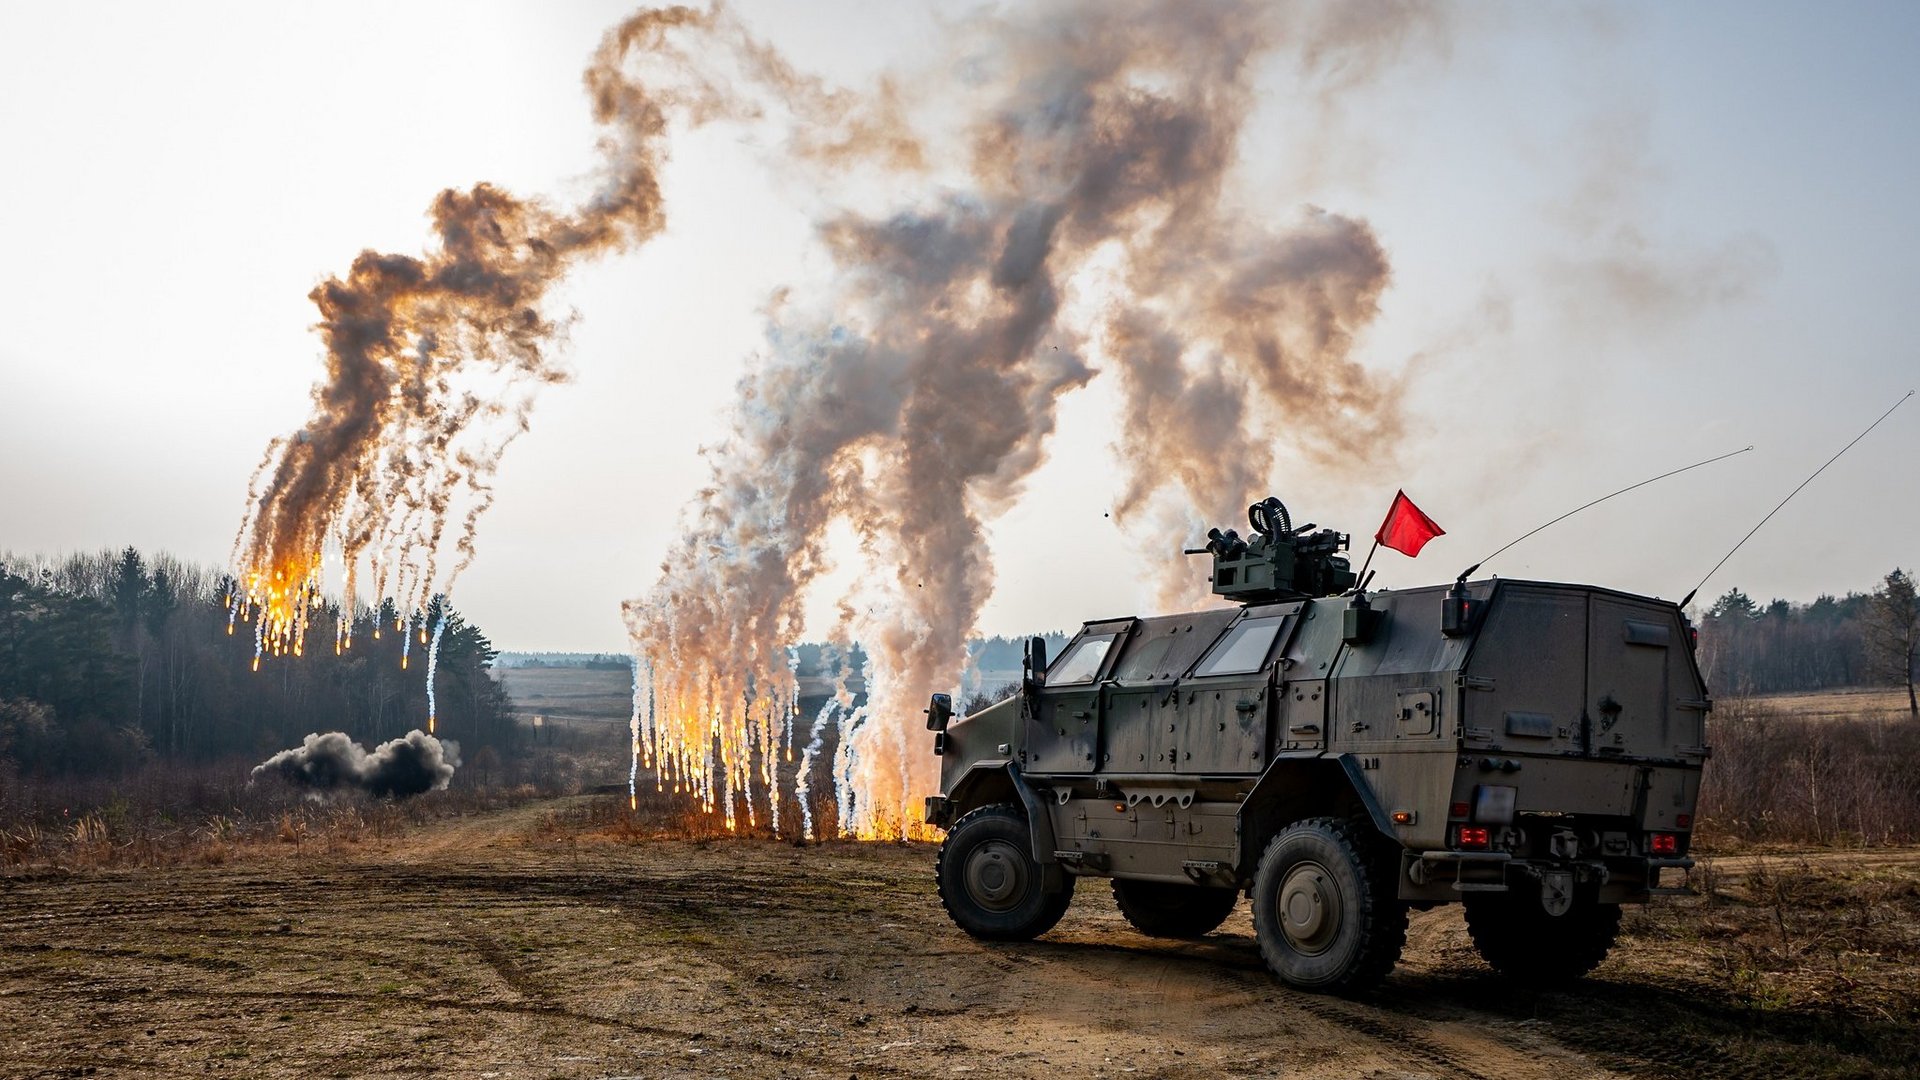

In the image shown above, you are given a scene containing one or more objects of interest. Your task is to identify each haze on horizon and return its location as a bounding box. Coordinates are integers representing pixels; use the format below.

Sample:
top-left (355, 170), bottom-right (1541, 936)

top-left (2, 0), bottom-right (1916, 652)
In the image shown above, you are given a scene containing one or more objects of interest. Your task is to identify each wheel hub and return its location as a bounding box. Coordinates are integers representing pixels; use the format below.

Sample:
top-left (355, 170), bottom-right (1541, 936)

top-left (1278, 861), bottom-right (1340, 954)
top-left (964, 839), bottom-right (1029, 912)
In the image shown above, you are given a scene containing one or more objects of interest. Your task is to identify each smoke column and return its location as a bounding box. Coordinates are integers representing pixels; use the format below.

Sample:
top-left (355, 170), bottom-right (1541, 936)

top-left (252, 730), bottom-right (460, 798)
top-left (226, 7), bottom-right (734, 667)
top-left (223, 2), bottom-right (1429, 837)
top-left (624, 0), bottom-right (1426, 837)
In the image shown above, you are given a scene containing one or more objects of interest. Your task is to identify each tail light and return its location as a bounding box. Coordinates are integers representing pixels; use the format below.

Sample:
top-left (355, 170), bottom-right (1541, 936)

top-left (1455, 825), bottom-right (1491, 850)
top-left (1649, 832), bottom-right (1678, 856)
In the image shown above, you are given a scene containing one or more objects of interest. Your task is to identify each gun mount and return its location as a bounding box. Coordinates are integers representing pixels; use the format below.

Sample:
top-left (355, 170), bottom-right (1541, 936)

top-left (1185, 496), bottom-right (1355, 603)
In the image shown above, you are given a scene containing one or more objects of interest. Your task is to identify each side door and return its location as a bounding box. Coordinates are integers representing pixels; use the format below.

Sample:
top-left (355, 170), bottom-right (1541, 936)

top-left (1174, 610), bottom-right (1297, 774)
top-left (1027, 630), bottom-right (1120, 774)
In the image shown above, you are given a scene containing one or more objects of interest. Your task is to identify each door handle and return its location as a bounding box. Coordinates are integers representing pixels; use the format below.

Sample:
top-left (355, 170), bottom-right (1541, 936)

top-left (1071, 710), bottom-right (1092, 719)
top-left (1235, 701), bottom-right (1257, 713)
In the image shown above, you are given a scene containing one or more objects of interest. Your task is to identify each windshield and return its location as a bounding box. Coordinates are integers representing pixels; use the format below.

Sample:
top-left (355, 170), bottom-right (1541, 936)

top-left (1192, 616), bottom-right (1286, 677)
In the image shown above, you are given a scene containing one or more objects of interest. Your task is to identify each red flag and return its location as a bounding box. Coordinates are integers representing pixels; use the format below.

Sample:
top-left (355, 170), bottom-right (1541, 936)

top-left (1375, 490), bottom-right (1445, 557)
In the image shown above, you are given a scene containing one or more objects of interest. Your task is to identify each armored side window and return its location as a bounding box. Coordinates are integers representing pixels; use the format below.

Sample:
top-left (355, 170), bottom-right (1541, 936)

top-left (1191, 615), bottom-right (1286, 677)
top-left (1048, 634), bottom-right (1116, 685)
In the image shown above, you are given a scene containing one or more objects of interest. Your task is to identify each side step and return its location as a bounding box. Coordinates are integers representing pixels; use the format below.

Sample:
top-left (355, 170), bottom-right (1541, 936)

top-left (1053, 849), bottom-right (1110, 872)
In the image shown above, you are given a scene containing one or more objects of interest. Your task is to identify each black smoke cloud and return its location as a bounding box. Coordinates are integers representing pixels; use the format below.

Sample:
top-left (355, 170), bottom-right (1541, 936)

top-left (251, 729), bottom-right (458, 798)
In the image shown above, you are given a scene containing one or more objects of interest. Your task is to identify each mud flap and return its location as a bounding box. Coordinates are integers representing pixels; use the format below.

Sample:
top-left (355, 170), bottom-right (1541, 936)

top-left (1005, 765), bottom-right (1062, 876)
top-left (1337, 754), bottom-right (1399, 842)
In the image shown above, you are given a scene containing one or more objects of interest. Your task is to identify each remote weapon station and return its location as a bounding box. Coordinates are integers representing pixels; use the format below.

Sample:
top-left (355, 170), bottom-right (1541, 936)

top-left (923, 497), bottom-right (1705, 991)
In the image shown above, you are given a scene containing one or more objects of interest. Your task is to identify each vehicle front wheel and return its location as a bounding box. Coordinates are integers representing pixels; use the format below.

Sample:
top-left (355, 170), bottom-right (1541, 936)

top-left (1464, 891), bottom-right (1621, 986)
top-left (936, 803), bottom-right (1075, 941)
top-left (1111, 879), bottom-right (1239, 939)
top-left (1250, 817), bottom-right (1406, 992)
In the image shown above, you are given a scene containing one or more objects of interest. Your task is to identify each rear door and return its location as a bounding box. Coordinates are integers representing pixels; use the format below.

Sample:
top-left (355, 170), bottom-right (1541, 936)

top-left (1586, 597), bottom-right (1708, 759)
top-left (1461, 585), bottom-right (1589, 756)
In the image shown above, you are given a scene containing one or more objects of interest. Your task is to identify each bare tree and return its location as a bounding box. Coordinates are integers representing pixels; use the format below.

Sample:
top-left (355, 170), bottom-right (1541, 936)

top-left (1865, 569), bottom-right (1920, 720)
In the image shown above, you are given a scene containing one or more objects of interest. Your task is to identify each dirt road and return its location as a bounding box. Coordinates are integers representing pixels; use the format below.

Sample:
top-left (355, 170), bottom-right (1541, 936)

top-left (3, 803), bottom-right (1914, 1079)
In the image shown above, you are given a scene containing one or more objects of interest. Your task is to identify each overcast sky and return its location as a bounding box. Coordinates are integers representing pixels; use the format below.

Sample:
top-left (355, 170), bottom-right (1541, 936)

top-left (2, 1), bottom-right (1916, 651)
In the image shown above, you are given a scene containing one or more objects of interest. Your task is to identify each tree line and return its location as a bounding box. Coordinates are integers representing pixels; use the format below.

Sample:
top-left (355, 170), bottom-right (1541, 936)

top-left (0, 547), bottom-right (516, 781)
top-left (1695, 569), bottom-right (1919, 716)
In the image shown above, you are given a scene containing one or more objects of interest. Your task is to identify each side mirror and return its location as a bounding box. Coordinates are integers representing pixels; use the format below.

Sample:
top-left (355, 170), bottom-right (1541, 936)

top-left (1023, 636), bottom-right (1049, 693)
top-left (925, 692), bottom-right (953, 732)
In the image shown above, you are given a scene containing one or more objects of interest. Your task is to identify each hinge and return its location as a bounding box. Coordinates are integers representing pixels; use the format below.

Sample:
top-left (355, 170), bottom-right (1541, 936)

top-left (1458, 675), bottom-right (1495, 691)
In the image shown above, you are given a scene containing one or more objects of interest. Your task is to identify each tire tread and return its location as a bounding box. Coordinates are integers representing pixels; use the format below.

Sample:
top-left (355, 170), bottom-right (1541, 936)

top-left (1251, 816), bottom-right (1407, 993)
top-left (935, 803), bottom-right (1073, 941)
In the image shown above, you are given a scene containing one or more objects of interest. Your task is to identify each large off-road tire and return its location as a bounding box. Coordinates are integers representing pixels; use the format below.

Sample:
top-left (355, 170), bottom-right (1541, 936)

top-left (1251, 817), bottom-right (1407, 992)
top-left (936, 803), bottom-right (1074, 941)
top-left (1111, 879), bottom-right (1239, 939)
top-left (1464, 891), bottom-right (1621, 986)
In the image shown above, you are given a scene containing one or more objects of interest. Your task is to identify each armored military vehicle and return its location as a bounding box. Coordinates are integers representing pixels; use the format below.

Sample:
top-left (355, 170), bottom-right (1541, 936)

top-left (923, 497), bottom-right (1705, 991)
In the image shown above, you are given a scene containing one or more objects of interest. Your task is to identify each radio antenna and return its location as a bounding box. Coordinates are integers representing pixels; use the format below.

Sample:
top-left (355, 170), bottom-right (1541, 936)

top-left (1455, 444), bottom-right (1755, 585)
top-left (1678, 389), bottom-right (1914, 610)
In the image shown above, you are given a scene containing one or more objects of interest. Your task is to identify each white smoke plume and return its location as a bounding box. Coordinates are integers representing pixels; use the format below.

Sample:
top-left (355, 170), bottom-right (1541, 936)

top-left (623, 1), bottom-right (1430, 837)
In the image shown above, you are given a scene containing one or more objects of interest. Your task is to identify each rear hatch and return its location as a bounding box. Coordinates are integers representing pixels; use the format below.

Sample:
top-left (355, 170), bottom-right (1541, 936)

top-left (1462, 582), bottom-right (1709, 763)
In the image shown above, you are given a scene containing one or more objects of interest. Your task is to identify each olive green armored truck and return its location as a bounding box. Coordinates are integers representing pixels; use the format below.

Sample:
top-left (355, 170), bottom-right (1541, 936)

top-left (923, 497), bottom-right (1705, 992)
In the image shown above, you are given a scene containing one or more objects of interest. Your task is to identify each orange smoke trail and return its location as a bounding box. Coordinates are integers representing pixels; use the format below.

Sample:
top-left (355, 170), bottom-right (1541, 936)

top-left (227, 6), bottom-right (728, 668)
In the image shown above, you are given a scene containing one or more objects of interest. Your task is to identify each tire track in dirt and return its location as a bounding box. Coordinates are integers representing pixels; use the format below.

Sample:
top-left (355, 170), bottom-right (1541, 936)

top-left (5, 984), bottom-right (923, 1078)
top-left (12, 804), bottom-right (1897, 1078)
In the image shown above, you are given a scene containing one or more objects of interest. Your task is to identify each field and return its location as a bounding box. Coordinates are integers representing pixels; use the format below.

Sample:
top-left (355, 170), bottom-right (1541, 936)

top-left (1752, 686), bottom-right (1915, 724)
top-left (4, 670), bottom-right (1919, 1079)
top-left (3, 805), bottom-right (1918, 1079)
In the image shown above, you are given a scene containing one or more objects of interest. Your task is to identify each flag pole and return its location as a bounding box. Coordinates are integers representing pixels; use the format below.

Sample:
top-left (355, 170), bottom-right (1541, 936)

top-left (1355, 538), bottom-right (1381, 585)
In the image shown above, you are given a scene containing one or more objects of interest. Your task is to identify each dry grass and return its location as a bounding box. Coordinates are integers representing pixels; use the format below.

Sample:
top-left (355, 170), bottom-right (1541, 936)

top-left (1596, 854), bottom-right (1920, 1076)
top-left (0, 758), bottom-right (561, 872)
top-left (1698, 697), bottom-right (1920, 847)
top-left (1753, 686), bottom-right (1916, 724)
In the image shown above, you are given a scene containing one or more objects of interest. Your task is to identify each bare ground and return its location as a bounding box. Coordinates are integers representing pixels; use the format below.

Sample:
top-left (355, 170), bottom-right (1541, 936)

top-left (4, 800), bottom-right (1918, 1080)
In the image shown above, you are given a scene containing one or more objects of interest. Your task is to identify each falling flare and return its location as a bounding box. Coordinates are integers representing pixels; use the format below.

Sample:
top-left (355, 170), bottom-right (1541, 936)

top-left (424, 602), bottom-right (448, 735)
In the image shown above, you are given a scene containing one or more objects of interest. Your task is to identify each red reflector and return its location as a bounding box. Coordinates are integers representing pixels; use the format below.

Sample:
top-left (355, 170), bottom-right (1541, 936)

top-left (1449, 801), bottom-right (1470, 818)
top-left (1676, 813), bottom-right (1692, 829)
top-left (1650, 833), bottom-right (1678, 855)
top-left (1457, 826), bottom-right (1490, 850)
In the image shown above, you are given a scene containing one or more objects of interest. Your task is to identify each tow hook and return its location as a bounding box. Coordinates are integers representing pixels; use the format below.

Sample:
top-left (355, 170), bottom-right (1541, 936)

top-left (1537, 869), bottom-right (1574, 916)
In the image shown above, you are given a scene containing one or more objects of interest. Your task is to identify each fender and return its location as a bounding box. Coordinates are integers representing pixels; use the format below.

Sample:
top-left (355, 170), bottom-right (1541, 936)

top-left (936, 761), bottom-right (1058, 865)
top-left (1232, 752), bottom-right (1396, 876)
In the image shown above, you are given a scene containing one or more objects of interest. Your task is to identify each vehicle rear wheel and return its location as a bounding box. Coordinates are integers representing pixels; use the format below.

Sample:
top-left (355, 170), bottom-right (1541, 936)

top-left (936, 803), bottom-right (1075, 941)
top-left (1464, 891), bottom-right (1621, 986)
top-left (1111, 879), bottom-right (1238, 939)
top-left (1251, 817), bottom-right (1406, 992)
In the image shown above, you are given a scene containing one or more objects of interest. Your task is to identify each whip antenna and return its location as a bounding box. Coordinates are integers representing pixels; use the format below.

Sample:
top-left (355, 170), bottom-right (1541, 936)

top-left (1455, 445), bottom-right (1755, 584)
top-left (1677, 389), bottom-right (1915, 610)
